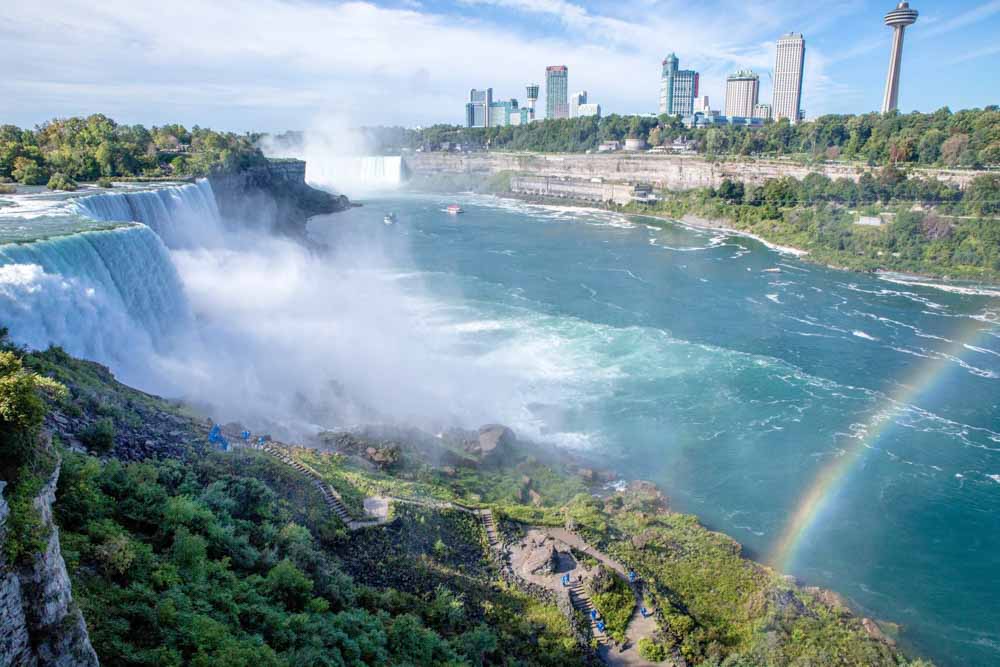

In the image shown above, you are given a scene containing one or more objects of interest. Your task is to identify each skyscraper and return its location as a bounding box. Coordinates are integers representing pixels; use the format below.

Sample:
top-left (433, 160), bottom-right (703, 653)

top-left (570, 91), bottom-right (588, 118)
top-left (659, 54), bottom-right (699, 117)
top-left (546, 66), bottom-right (569, 119)
top-left (772, 33), bottom-right (805, 123)
top-left (725, 71), bottom-right (760, 118)
top-left (465, 88), bottom-right (492, 128)
top-left (881, 2), bottom-right (918, 114)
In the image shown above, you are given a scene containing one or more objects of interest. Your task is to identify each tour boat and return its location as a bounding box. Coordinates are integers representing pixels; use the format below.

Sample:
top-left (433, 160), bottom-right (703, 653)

top-left (383, 212), bottom-right (397, 225)
top-left (446, 204), bottom-right (464, 215)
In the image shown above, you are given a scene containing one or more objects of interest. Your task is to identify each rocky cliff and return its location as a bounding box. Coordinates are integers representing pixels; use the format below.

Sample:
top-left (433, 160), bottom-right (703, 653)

top-left (209, 158), bottom-right (351, 237)
top-left (0, 468), bottom-right (99, 667)
top-left (404, 151), bottom-right (985, 190)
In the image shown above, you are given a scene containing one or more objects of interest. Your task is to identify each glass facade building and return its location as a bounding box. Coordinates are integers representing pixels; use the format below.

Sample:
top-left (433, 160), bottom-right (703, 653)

top-left (659, 53), bottom-right (699, 117)
top-left (465, 88), bottom-right (492, 128)
top-left (546, 66), bottom-right (569, 119)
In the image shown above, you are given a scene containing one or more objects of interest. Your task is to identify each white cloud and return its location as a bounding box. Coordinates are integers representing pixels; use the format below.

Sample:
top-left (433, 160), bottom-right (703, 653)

top-left (1, 0), bottom-right (847, 129)
top-left (922, 0), bottom-right (1000, 36)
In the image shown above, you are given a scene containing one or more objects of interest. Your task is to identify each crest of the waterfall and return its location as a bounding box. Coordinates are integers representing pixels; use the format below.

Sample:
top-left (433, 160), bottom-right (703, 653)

top-left (72, 179), bottom-right (225, 249)
top-left (304, 155), bottom-right (403, 194)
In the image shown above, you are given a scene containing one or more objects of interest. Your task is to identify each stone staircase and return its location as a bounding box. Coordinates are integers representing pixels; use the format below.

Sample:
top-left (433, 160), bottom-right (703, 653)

top-left (568, 578), bottom-right (608, 645)
top-left (477, 508), bottom-right (501, 551)
top-left (218, 429), bottom-right (381, 530)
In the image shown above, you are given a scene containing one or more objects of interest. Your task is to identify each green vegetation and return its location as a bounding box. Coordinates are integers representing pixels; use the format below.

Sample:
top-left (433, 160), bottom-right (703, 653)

top-left (406, 106), bottom-right (1000, 168)
top-left (588, 566), bottom-right (634, 643)
top-left (0, 336), bottom-right (66, 563)
top-left (53, 447), bottom-right (586, 666)
top-left (79, 417), bottom-right (115, 454)
top-left (623, 170), bottom-right (1000, 279)
top-left (638, 637), bottom-right (668, 662)
top-left (0, 183), bottom-right (15, 194)
top-left (560, 487), bottom-right (933, 667)
top-left (47, 172), bottom-right (78, 191)
top-left (0, 115), bottom-right (265, 184)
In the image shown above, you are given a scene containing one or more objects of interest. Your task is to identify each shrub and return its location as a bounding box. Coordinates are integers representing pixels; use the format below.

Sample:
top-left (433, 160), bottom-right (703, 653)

top-left (96, 177), bottom-right (114, 188)
top-left (0, 183), bottom-right (15, 194)
top-left (588, 566), bottom-right (634, 642)
top-left (79, 417), bottom-right (115, 454)
top-left (638, 638), bottom-right (669, 662)
top-left (47, 172), bottom-right (79, 191)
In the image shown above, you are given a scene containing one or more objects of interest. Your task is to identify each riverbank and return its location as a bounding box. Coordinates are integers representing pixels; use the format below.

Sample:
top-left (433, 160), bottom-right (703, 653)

top-left (494, 189), bottom-right (1000, 286)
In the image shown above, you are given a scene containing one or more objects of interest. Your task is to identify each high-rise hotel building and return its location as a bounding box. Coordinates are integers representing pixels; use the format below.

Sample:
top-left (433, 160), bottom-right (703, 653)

top-left (724, 71), bottom-right (760, 118)
top-left (465, 88), bottom-right (492, 128)
top-left (546, 66), bottom-right (569, 119)
top-left (772, 33), bottom-right (805, 123)
top-left (659, 53), bottom-right (699, 117)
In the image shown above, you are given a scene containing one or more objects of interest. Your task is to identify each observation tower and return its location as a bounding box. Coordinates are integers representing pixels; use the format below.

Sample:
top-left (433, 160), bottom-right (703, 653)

top-left (881, 2), bottom-right (919, 114)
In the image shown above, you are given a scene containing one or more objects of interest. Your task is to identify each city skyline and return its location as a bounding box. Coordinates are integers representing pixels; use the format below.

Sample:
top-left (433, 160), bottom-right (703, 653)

top-left (3, 1), bottom-right (1000, 131)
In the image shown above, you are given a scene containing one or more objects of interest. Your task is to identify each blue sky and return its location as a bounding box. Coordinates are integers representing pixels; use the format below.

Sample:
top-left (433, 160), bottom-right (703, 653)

top-left (2, 0), bottom-right (998, 132)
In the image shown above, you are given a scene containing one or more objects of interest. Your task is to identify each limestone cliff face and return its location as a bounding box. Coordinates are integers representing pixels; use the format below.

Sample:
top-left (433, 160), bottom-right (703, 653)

top-left (404, 151), bottom-right (984, 190)
top-left (0, 469), bottom-right (99, 667)
top-left (209, 158), bottom-right (350, 238)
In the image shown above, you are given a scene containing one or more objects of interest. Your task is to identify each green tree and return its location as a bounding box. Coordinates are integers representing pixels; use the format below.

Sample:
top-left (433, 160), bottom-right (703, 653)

top-left (79, 417), bottom-right (115, 453)
top-left (11, 156), bottom-right (46, 185)
top-left (964, 174), bottom-right (1000, 216)
top-left (266, 558), bottom-right (315, 611)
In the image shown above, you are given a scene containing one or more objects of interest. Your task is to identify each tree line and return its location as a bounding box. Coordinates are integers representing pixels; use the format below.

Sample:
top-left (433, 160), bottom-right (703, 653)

top-left (385, 107), bottom-right (1000, 168)
top-left (0, 114), bottom-right (265, 190)
top-left (627, 168), bottom-right (1000, 277)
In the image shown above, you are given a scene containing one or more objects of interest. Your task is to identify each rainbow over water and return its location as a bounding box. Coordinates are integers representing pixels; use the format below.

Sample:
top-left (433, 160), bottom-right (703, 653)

top-left (770, 313), bottom-right (993, 573)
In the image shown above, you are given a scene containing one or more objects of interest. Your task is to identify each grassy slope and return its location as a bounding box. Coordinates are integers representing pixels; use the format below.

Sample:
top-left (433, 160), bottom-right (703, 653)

top-left (22, 343), bottom-right (932, 666)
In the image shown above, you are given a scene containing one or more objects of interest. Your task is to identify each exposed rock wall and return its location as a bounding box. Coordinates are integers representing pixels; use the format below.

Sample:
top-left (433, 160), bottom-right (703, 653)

top-left (404, 151), bottom-right (985, 190)
top-left (0, 469), bottom-right (99, 667)
top-left (209, 158), bottom-right (350, 237)
top-left (510, 175), bottom-right (634, 205)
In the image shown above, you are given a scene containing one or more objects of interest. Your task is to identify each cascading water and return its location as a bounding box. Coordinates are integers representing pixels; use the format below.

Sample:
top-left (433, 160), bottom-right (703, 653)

top-left (0, 225), bottom-right (191, 379)
top-left (0, 182), bottom-right (213, 381)
top-left (305, 155), bottom-right (403, 193)
top-left (72, 179), bottom-right (224, 248)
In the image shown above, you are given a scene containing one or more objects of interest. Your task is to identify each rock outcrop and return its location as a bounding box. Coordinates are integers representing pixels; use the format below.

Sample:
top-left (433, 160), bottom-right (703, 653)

top-left (0, 468), bottom-right (99, 667)
top-left (209, 158), bottom-right (350, 238)
top-left (465, 424), bottom-right (516, 465)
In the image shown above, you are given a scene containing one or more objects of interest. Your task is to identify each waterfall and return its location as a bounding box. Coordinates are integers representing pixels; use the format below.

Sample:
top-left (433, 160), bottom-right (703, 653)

top-left (0, 225), bottom-right (192, 372)
top-left (72, 179), bottom-right (224, 248)
top-left (305, 155), bottom-right (403, 193)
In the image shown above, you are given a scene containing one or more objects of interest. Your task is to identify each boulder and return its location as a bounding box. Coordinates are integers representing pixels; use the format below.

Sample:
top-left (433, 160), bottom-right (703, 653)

top-left (861, 618), bottom-right (896, 646)
top-left (468, 424), bottom-right (516, 464)
top-left (525, 541), bottom-right (560, 576)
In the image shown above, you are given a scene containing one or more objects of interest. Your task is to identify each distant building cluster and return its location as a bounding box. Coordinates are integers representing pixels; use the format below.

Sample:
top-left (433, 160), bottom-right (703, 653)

top-left (463, 3), bottom-right (918, 131)
top-left (464, 66), bottom-right (603, 128)
top-left (465, 87), bottom-right (534, 128)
